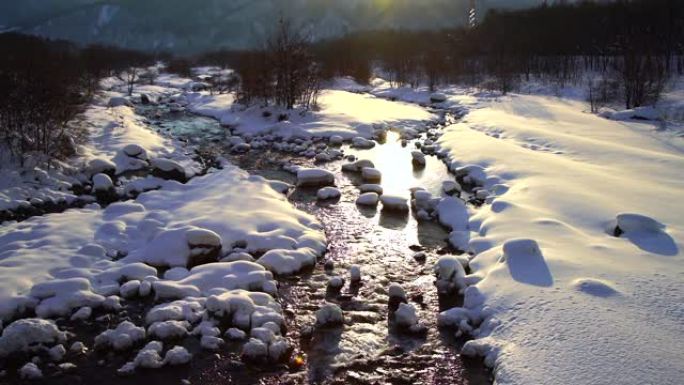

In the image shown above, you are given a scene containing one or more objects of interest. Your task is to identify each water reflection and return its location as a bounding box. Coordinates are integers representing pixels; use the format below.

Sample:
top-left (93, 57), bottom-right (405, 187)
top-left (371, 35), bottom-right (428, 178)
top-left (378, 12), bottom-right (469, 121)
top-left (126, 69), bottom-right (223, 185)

top-left (345, 131), bottom-right (450, 199)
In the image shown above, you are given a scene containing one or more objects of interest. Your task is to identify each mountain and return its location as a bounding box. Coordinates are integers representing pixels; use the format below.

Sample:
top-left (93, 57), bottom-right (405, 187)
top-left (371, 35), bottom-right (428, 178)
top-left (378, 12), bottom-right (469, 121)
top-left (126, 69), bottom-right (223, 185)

top-left (1, 0), bottom-right (544, 53)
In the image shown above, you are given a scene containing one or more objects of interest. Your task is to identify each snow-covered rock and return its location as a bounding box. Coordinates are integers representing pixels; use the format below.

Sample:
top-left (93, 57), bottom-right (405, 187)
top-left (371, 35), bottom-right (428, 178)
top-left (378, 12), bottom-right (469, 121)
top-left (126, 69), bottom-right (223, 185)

top-left (317, 187), bottom-right (341, 201)
top-left (350, 265), bottom-right (361, 282)
top-left (19, 362), bottom-right (42, 380)
top-left (0, 319), bottom-right (66, 357)
top-left (148, 320), bottom-right (189, 340)
top-left (315, 303), bottom-right (344, 327)
top-left (356, 192), bottom-right (379, 206)
top-left (327, 276), bottom-right (345, 290)
top-left (351, 137), bottom-right (375, 149)
top-left (380, 195), bottom-right (409, 212)
top-left (361, 167), bottom-right (382, 182)
top-left (342, 159), bottom-right (374, 172)
top-left (108, 96), bottom-right (133, 108)
top-left (164, 346), bottom-right (192, 365)
top-left (94, 321), bottom-right (146, 351)
top-left (296, 168), bottom-right (335, 187)
top-left (430, 93), bottom-right (448, 103)
top-left (434, 255), bottom-right (467, 294)
top-left (150, 158), bottom-right (187, 182)
top-left (359, 184), bottom-right (383, 194)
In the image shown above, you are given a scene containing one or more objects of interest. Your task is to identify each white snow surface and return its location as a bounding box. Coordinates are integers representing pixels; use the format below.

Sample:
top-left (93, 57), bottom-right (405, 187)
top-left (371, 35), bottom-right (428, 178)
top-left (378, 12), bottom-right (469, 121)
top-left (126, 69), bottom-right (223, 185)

top-left (183, 88), bottom-right (435, 139)
top-left (436, 92), bottom-right (684, 385)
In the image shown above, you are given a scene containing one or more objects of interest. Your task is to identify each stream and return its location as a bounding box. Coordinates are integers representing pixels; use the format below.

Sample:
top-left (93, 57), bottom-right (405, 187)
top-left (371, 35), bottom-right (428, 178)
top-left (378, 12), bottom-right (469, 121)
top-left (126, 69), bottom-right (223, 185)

top-left (143, 105), bottom-right (492, 384)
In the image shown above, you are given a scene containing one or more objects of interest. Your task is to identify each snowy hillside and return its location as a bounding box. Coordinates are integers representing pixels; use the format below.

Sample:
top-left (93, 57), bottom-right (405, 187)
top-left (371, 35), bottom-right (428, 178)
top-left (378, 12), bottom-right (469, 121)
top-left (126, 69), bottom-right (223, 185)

top-left (387, 88), bottom-right (684, 385)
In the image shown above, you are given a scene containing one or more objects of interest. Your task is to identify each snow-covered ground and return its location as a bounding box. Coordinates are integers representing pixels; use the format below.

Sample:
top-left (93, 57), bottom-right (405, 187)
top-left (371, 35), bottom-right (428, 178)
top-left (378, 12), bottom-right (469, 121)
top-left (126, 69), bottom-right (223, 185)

top-left (433, 92), bottom-right (684, 385)
top-left (1, 66), bottom-right (683, 383)
top-left (0, 74), bottom-right (328, 376)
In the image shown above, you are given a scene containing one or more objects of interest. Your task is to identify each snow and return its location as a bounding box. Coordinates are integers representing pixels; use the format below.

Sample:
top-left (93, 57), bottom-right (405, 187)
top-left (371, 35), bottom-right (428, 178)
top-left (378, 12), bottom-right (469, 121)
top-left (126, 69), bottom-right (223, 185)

top-left (183, 87), bottom-right (434, 139)
top-left (148, 320), bottom-right (189, 339)
top-left (394, 303), bottom-right (418, 328)
top-left (19, 362), bottom-right (43, 380)
top-left (92, 173), bottom-right (114, 191)
top-left (257, 247), bottom-right (319, 276)
top-left (94, 321), bottom-right (146, 351)
top-left (242, 338), bottom-right (268, 360)
top-left (164, 346), bottom-right (192, 365)
top-left (0, 319), bottom-right (66, 357)
top-left (205, 290), bottom-right (283, 330)
top-left (200, 336), bottom-right (224, 350)
top-left (435, 91), bottom-right (684, 385)
top-left (433, 255), bottom-right (467, 294)
top-left (225, 328), bottom-right (247, 340)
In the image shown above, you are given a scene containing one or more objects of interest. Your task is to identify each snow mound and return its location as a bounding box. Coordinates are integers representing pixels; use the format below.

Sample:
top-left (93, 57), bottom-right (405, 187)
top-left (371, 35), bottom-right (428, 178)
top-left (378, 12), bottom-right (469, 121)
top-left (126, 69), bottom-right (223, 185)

top-left (30, 278), bottom-right (104, 318)
top-left (205, 290), bottom-right (283, 330)
top-left (164, 346), bottom-right (192, 365)
top-left (258, 247), bottom-right (318, 276)
top-left (94, 321), bottom-right (146, 351)
top-left (434, 256), bottom-right (467, 294)
top-left (0, 319), bottom-right (66, 357)
top-left (571, 278), bottom-right (620, 297)
top-left (501, 239), bottom-right (553, 287)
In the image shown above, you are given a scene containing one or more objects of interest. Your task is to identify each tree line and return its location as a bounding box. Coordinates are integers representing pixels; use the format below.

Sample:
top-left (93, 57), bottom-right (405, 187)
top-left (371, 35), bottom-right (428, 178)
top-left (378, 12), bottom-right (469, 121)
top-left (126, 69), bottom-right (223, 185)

top-left (0, 33), bottom-right (156, 166)
top-left (188, 0), bottom-right (683, 110)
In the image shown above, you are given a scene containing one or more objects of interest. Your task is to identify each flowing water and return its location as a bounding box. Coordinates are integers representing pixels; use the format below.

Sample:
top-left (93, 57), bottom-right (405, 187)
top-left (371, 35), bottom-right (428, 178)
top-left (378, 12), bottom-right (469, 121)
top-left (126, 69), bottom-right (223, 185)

top-left (142, 107), bottom-right (492, 384)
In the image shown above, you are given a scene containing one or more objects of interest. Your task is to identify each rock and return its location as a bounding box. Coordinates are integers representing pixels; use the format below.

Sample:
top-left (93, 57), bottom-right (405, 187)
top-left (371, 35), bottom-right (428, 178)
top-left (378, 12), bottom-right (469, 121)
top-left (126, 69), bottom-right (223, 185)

top-left (350, 265), bottom-right (361, 282)
top-left (225, 328), bottom-right (247, 340)
top-left (359, 184), bottom-right (383, 194)
top-left (394, 303), bottom-right (419, 328)
top-left (430, 93), bottom-right (448, 103)
top-left (361, 167), bottom-right (382, 182)
top-left (186, 228), bottom-right (222, 267)
top-left (327, 276), bottom-right (345, 291)
top-left (329, 135), bottom-right (344, 146)
top-left (315, 303), bottom-right (344, 327)
top-left (122, 144), bottom-right (148, 160)
top-left (242, 338), bottom-right (268, 361)
top-left (380, 195), bottom-right (409, 212)
top-left (356, 192), bottom-right (379, 206)
top-left (296, 168), bottom-right (335, 187)
top-left (87, 158), bottom-right (116, 176)
top-left (316, 187), bottom-right (341, 201)
top-left (140, 94), bottom-right (151, 105)
top-left (442, 180), bottom-right (462, 195)
top-left (342, 159), bottom-right (375, 173)
top-left (108, 97), bottom-right (133, 108)
top-left (351, 137), bottom-right (375, 149)
top-left (411, 151), bottom-right (426, 167)
top-left (151, 158), bottom-right (187, 183)
top-left (413, 252), bottom-right (427, 263)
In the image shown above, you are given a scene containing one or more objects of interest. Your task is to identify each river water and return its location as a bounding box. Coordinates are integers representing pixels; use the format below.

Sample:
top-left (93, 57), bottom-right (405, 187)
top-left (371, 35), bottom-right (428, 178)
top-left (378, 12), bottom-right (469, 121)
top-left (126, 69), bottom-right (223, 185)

top-left (144, 107), bottom-right (492, 384)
